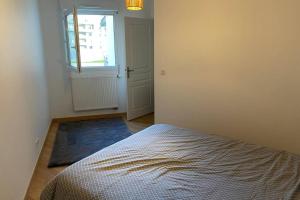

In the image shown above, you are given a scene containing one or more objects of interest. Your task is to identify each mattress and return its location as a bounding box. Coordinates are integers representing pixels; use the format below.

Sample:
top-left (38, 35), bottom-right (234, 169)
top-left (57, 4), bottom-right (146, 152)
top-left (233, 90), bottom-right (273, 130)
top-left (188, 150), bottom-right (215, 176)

top-left (41, 124), bottom-right (300, 200)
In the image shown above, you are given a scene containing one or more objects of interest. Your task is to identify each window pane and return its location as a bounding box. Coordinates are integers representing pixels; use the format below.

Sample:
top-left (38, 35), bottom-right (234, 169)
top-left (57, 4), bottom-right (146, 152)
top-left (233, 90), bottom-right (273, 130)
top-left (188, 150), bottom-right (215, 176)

top-left (67, 14), bottom-right (78, 68)
top-left (77, 15), bottom-right (116, 67)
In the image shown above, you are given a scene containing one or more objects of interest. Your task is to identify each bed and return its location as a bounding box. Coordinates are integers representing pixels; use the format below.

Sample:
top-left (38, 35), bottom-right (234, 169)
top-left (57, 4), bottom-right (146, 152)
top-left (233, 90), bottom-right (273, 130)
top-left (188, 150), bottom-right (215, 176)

top-left (41, 124), bottom-right (300, 200)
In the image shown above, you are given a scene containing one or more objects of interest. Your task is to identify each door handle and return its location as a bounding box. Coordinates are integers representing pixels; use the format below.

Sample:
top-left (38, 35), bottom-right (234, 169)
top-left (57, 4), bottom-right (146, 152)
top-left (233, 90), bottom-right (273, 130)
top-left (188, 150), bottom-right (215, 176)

top-left (126, 67), bottom-right (135, 79)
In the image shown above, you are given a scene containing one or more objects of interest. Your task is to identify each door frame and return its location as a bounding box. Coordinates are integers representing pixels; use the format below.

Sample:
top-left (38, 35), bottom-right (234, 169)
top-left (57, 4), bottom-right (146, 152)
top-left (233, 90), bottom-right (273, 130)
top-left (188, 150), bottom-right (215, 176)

top-left (125, 17), bottom-right (154, 121)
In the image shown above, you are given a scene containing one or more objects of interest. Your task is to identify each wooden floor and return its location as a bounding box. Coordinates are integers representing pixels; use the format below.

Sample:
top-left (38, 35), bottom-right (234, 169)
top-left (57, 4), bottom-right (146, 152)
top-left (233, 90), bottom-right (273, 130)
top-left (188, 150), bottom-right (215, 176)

top-left (25, 114), bottom-right (154, 200)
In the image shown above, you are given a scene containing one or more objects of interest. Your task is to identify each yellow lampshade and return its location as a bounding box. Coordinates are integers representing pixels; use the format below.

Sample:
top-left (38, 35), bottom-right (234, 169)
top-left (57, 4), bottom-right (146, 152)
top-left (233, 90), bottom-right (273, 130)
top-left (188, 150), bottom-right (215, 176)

top-left (126, 0), bottom-right (144, 11)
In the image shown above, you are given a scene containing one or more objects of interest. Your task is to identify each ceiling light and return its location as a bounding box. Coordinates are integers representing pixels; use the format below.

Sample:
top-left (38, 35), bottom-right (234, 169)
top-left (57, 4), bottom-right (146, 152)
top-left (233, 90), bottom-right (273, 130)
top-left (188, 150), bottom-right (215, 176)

top-left (126, 0), bottom-right (144, 11)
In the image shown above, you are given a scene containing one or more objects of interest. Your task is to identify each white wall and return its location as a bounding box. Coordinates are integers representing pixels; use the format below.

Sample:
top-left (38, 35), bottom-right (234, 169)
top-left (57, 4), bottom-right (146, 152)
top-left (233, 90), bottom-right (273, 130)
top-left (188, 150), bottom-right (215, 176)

top-left (0, 0), bottom-right (50, 199)
top-left (39, 0), bottom-right (154, 118)
top-left (155, 0), bottom-right (300, 154)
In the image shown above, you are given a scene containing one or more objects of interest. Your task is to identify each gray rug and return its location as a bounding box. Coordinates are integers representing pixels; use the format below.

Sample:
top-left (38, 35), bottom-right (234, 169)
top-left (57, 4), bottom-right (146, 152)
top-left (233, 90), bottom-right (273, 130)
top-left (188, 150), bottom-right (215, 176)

top-left (48, 118), bottom-right (132, 168)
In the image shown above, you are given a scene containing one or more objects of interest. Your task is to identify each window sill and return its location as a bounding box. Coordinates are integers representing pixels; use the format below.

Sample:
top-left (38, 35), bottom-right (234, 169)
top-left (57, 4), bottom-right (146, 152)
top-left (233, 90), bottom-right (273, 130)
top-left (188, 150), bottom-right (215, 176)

top-left (69, 66), bottom-right (119, 79)
top-left (69, 66), bottom-right (117, 71)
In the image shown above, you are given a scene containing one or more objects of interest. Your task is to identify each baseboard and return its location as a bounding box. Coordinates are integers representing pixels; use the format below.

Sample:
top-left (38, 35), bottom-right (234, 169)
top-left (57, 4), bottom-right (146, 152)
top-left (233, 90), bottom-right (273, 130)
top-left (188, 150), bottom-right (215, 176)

top-left (52, 112), bottom-right (127, 123)
top-left (24, 119), bottom-right (53, 200)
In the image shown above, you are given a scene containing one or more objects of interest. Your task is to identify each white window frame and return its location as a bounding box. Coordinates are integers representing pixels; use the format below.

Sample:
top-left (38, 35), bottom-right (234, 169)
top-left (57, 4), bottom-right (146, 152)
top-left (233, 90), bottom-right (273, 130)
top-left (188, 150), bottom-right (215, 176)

top-left (63, 7), bottom-right (119, 73)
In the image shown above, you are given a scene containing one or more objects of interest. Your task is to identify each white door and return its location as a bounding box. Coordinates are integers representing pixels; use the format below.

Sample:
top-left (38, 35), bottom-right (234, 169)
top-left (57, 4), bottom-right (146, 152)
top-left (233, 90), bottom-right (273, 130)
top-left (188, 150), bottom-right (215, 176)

top-left (125, 17), bottom-right (154, 120)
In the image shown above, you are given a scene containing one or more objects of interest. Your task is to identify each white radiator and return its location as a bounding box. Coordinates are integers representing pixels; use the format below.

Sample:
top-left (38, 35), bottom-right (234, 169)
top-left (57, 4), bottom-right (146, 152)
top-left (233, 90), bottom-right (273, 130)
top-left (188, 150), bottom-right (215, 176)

top-left (71, 70), bottom-right (118, 111)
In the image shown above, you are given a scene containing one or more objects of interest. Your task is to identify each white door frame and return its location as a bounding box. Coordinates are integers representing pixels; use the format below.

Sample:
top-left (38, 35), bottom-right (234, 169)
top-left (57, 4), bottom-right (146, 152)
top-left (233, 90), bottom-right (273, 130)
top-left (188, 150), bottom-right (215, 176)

top-left (125, 17), bottom-right (154, 120)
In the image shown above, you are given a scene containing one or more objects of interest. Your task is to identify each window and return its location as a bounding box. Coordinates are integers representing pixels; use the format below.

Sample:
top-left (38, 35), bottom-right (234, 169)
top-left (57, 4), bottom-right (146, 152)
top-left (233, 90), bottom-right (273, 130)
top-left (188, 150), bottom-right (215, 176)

top-left (65, 8), bottom-right (117, 71)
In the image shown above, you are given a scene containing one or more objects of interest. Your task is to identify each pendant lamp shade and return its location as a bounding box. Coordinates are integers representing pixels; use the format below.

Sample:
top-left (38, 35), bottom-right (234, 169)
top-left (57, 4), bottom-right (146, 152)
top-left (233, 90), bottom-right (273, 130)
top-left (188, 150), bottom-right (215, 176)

top-left (126, 0), bottom-right (144, 11)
